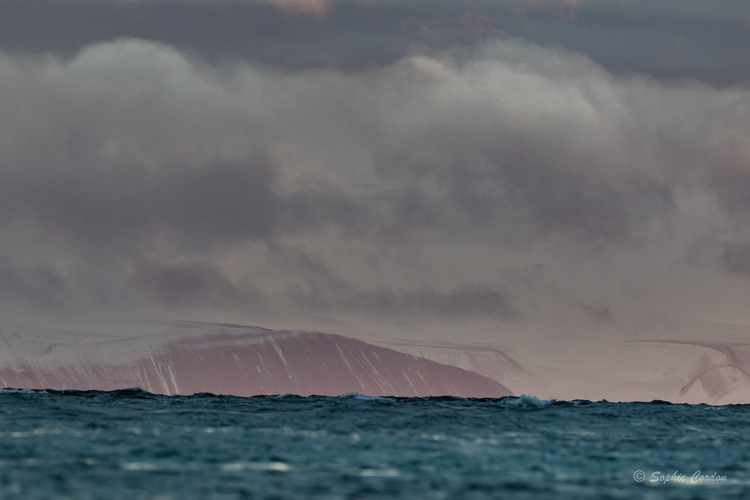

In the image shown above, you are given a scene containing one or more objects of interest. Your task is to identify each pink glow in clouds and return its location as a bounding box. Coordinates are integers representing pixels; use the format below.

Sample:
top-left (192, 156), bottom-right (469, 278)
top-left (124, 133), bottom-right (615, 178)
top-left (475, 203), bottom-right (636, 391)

top-left (266, 0), bottom-right (329, 16)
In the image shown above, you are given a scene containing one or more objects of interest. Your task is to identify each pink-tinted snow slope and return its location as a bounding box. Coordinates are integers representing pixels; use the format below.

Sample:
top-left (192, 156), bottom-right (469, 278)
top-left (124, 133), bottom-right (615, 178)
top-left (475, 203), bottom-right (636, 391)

top-left (0, 323), bottom-right (512, 398)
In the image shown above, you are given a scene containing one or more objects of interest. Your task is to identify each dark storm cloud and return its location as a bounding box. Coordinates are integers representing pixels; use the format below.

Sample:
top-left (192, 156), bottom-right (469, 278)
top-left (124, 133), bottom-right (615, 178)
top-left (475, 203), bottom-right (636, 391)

top-left (0, 258), bottom-right (67, 310)
top-left (157, 162), bottom-right (280, 248)
top-left (129, 261), bottom-right (258, 308)
top-left (454, 149), bottom-right (674, 241)
top-left (711, 168), bottom-right (750, 219)
top-left (721, 242), bottom-right (750, 277)
top-left (285, 251), bottom-right (520, 318)
top-left (510, 0), bottom-right (750, 86)
top-left (327, 286), bottom-right (521, 319)
top-left (1, 159), bottom-right (280, 253)
top-left (576, 302), bottom-right (613, 323)
top-left (0, 0), bottom-right (748, 85)
top-left (354, 162), bottom-right (670, 244)
top-left (283, 187), bottom-right (371, 237)
top-left (1, 33), bottom-right (749, 320)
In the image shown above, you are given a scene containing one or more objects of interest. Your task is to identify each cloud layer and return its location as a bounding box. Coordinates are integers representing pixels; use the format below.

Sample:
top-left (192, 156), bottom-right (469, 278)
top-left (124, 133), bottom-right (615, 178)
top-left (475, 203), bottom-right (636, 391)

top-left (1, 0), bottom-right (749, 85)
top-left (0, 36), bottom-right (749, 328)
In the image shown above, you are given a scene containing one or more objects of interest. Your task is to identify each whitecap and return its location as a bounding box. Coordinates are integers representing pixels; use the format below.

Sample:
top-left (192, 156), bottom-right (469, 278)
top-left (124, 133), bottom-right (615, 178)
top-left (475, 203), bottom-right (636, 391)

top-left (338, 392), bottom-right (393, 401)
top-left (503, 394), bottom-right (555, 407)
top-left (359, 468), bottom-right (400, 477)
top-left (0, 388), bottom-right (45, 395)
top-left (221, 461), bottom-right (290, 472)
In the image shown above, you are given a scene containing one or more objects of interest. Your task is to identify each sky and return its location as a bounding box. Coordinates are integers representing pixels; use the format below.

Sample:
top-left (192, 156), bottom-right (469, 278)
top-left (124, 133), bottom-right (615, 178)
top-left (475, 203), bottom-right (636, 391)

top-left (1, 0), bottom-right (750, 356)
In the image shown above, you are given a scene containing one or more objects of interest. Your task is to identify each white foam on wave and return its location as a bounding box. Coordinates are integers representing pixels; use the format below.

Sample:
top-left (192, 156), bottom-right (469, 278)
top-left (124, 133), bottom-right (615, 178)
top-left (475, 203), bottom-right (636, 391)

top-left (359, 468), bottom-right (400, 477)
top-left (338, 392), bottom-right (394, 401)
top-left (221, 461), bottom-right (291, 472)
top-left (504, 394), bottom-right (555, 407)
top-left (0, 388), bottom-right (46, 395)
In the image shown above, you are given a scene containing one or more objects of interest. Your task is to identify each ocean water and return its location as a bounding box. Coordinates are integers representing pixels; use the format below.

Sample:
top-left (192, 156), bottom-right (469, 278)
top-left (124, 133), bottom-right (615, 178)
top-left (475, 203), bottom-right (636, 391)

top-left (1, 389), bottom-right (748, 499)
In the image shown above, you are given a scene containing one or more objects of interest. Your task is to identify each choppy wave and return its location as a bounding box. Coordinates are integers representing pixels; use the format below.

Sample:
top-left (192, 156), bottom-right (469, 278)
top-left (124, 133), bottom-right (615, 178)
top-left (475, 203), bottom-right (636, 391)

top-left (2, 387), bottom-right (747, 408)
top-left (1, 387), bottom-right (749, 499)
top-left (0, 388), bottom-right (46, 395)
top-left (337, 392), bottom-right (395, 401)
top-left (500, 394), bottom-right (556, 407)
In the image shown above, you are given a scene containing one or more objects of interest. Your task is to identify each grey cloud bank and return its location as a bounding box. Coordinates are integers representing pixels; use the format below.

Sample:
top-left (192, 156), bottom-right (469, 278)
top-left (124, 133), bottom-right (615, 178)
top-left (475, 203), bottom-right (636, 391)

top-left (0, 37), bottom-right (748, 328)
top-left (1, 0), bottom-right (749, 85)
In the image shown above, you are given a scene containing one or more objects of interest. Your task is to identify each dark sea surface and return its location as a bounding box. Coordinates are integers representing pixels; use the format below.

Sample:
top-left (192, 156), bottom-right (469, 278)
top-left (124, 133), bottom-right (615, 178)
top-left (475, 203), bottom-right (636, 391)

top-left (1, 389), bottom-right (749, 499)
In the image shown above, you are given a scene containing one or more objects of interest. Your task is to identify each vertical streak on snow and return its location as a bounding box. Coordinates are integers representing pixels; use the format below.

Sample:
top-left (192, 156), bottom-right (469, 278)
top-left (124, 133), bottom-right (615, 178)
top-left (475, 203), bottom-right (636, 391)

top-left (339, 346), bottom-right (374, 394)
top-left (373, 351), bottom-right (398, 393)
top-left (166, 363), bottom-right (180, 395)
top-left (335, 344), bottom-right (366, 393)
top-left (149, 350), bottom-right (170, 394)
top-left (140, 364), bottom-right (154, 393)
top-left (359, 351), bottom-right (386, 393)
top-left (402, 371), bottom-right (418, 396)
top-left (257, 353), bottom-right (269, 376)
top-left (416, 372), bottom-right (433, 394)
top-left (449, 382), bottom-right (458, 396)
top-left (269, 337), bottom-right (292, 378)
top-left (360, 351), bottom-right (380, 376)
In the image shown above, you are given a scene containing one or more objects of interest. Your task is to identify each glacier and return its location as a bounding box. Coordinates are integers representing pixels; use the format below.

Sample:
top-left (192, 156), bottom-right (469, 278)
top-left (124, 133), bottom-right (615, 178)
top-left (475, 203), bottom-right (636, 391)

top-left (0, 321), bottom-right (512, 398)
